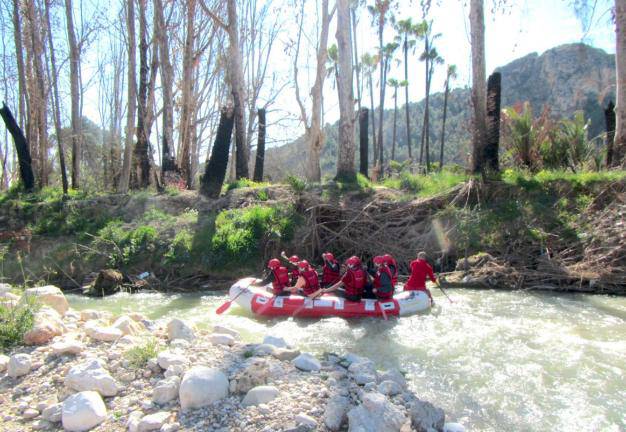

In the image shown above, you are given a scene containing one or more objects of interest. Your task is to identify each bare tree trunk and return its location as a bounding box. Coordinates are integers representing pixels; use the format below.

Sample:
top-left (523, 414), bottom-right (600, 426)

top-left (44, 0), bottom-right (68, 194)
top-left (133, 0), bottom-right (151, 188)
top-left (484, 71), bottom-right (501, 172)
top-left (200, 105), bottom-right (234, 198)
top-left (424, 55), bottom-right (432, 172)
top-left (227, 0), bottom-right (249, 179)
top-left (614, 1), bottom-right (626, 166)
top-left (335, 0), bottom-right (356, 181)
top-left (351, 7), bottom-right (362, 111)
top-left (12, 0), bottom-right (28, 132)
top-left (178, 0), bottom-right (196, 188)
top-left (109, 36), bottom-right (124, 190)
top-left (359, 107), bottom-right (369, 177)
top-left (403, 34), bottom-right (412, 159)
top-left (65, 0), bottom-right (81, 189)
top-left (376, 21), bottom-right (385, 171)
top-left (368, 73), bottom-right (377, 166)
top-left (0, 103), bottom-right (34, 191)
top-left (253, 108), bottom-right (265, 182)
top-left (439, 75), bottom-right (450, 171)
top-left (470, 0), bottom-right (488, 173)
top-left (391, 86), bottom-right (397, 161)
top-left (119, 0), bottom-right (136, 193)
top-left (606, 101), bottom-right (616, 167)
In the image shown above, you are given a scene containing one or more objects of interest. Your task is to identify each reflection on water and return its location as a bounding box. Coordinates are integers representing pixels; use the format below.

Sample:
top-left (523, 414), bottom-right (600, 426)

top-left (67, 289), bottom-right (626, 431)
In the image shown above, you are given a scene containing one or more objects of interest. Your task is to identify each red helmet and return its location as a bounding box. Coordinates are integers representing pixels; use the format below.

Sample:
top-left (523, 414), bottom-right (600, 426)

top-left (297, 260), bottom-right (310, 269)
top-left (373, 256), bottom-right (385, 265)
top-left (382, 254), bottom-right (394, 264)
top-left (288, 255), bottom-right (300, 263)
top-left (268, 258), bottom-right (281, 269)
top-left (323, 252), bottom-right (335, 261)
top-left (345, 256), bottom-right (361, 267)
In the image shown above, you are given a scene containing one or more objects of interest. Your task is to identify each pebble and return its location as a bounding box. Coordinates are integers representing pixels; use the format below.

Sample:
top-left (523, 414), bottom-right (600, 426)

top-left (22, 408), bottom-right (39, 419)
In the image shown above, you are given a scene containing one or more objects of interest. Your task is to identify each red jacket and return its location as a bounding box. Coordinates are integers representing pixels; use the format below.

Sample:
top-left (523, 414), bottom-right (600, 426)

top-left (405, 259), bottom-right (436, 290)
top-left (342, 267), bottom-right (366, 297)
top-left (322, 260), bottom-right (341, 286)
top-left (301, 269), bottom-right (320, 296)
top-left (373, 265), bottom-right (394, 299)
top-left (271, 267), bottom-right (290, 295)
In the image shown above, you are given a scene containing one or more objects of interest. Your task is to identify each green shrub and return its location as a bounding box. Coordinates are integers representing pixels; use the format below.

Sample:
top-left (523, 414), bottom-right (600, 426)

top-left (226, 178), bottom-right (270, 191)
top-left (0, 296), bottom-right (38, 350)
top-left (164, 229), bottom-right (194, 265)
top-left (141, 208), bottom-right (175, 224)
top-left (256, 189), bottom-right (269, 201)
top-left (124, 338), bottom-right (162, 368)
top-left (96, 221), bottom-right (160, 266)
top-left (285, 175), bottom-right (306, 193)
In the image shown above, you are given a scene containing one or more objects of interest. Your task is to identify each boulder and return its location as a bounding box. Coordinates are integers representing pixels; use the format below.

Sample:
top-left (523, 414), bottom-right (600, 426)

top-left (378, 380), bottom-right (403, 396)
top-left (347, 392), bottom-right (406, 432)
top-left (179, 366), bottom-right (228, 411)
top-left (23, 307), bottom-right (66, 345)
top-left (138, 411), bottom-right (170, 432)
top-left (164, 364), bottom-right (185, 378)
top-left (7, 353), bottom-right (32, 378)
top-left (348, 359), bottom-right (378, 385)
top-left (263, 335), bottom-right (288, 348)
top-left (166, 319), bottom-right (196, 341)
top-left (295, 413), bottom-right (317, 428)
top-left (51, 339), bottom-right (84, 356)
top-left (323, 395), bottom-right (350, 431)
top-left (79, 310), bottom-right (109, 321)
top-left (0, 354), bottom-right (9, 372)
top-left (254, 344), bottom-right (276, 356)
top-left (241, 385), bottom-right (279, 406)
top-left (212, 325), bottom-right (239, 338)
top-left (378, 369), bottom-right (407, 390)
top-left (230, 358), bottom-right (269, 394)
top-left (24, 285), bottom-right (69, 316)
top-left (272, 348), bottom-right (301, 361)
top-left (61, 391), bottom-right (107, 432)
top-left (157, 350), bottom-right (187, 370)
top-left (210, 333), bottom-right (236, 346)
top-left (152, 376), bottom-right (181, 405)
top-left (443, 423), bottom-right (466, 432)
top-left (65, 358), bottom-right (118, 397)
top-left (293, 353), bottom-right (321, 372)
top-left (112, 316), bottom-right (144, 336)
top-left (410, 399), bottom-right (445, 432)
top-left (89, 269), bottom-right (124, 297)
top-left (0, 282), bottom-right (12, 294)
top-left (84, 322), bottom-right (123, 342)
top-left (42, 403), bottom-right (62, 423)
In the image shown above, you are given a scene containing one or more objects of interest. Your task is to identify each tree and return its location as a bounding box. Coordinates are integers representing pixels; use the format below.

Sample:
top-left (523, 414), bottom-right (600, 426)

top-left (439, 64), bottom-right (457, 170)
top-left (484, 72), bottom-right (502, 172)
top-left (605, 101), bottom-right (616, 167)
top-left (178, 0), bottom-right (197, 188)
top-left (200, 106), bottom-right (235, 198)
top-left (614, 1), bottom-right (626, 166)
top-left (388, 78), bottom-right (404, 161)
top-left (0, 103), bottom-right (34, 191)
top-left (394, 18), bottom-right (418, 159)
top-left (253, 108), bottom-right (266, 182)
top-left (335, 0), bottom-right (356, 181)
top-left (359, 107), bottom-right (369, 176)
top-left (469, 0), bottom-right (488, 173)
top-left (65, 0), bottom-right (81, 188)
top-left (11, 0), bottom-right (28, 132)
top-left (361, 52), bottom-right (378, 164)
top-left (118, 0), bottom-right (137, 193)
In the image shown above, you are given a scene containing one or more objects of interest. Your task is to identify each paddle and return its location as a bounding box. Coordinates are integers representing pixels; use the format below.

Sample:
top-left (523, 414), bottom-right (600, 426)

top-left (215, 280), bottom-right (254, 314)
top-left (435, 280), bottom-right (454, 304)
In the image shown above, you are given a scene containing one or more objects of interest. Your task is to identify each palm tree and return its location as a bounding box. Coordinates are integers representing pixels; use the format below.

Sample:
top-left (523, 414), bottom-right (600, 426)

top-left (470, 0), bottom-right (487, 173)
top-left (361, 52), bottom-right (379, 164)
top-left (388, 78), bottom-right (405, 161)
top-left (439, 64), bottom-right (457, 170)
top-left (378, 42), bottom-right (399, 168)
top-left (394, 18), bottom-right (418, 159)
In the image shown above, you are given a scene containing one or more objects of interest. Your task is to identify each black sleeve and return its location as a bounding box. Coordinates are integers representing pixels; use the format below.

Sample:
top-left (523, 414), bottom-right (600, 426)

top-left (257, 270), bottom-right (275, 285)
top-left (378, 272), bottom-right (393, 294)
top-left (330, 262), bottom-right (340, 272)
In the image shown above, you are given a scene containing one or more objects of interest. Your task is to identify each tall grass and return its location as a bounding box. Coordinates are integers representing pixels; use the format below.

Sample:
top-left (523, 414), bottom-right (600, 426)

top-left (0, 296), bottom-right (38, 350)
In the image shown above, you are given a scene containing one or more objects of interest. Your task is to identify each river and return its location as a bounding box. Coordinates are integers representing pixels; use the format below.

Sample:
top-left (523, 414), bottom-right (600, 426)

top-left (66, 288), bottom-right (626, 431)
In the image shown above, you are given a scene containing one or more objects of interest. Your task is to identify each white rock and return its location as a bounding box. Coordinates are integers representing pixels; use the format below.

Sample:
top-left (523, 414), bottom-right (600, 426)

top-left (0, 354), bottom-right (9, 372)
top-left (127, 410), bottom-right (143, 432)
top-left (293, 353), bottom-right (321, 372)
top-left (295, 413), bottom-right (317, 428)
top-left (62, 391), bottom-right (107, 432)
top-left (8, 353), bottom-right (32, 378)
top-left (443, 422), bottom-right (466, 432)
top-left (23, 408), bottom-right (39, 419)
top-left (160, 422), bottom-right (180, 432)
top-left (347, 392), bottom-right (406, 432)
top-left (262, 335), bottom-right (288, 348)
top-left (79, 310), bottom-right (108, 321)
top-left (379, 369), bottom-right (407, 389)
top-left (179, 366), bottom-right (228, 411)
top-left (166, 319), bottom-right (196, 341)
top-left (210, 333), bottom-right (236, 346)
top-left (242, 385), bottom-right (279, 406)
top-left (42, 403), bottom-right (63, 422)
top-left (157, 350), bottom-right (187, 370)
top-left (84, 322), bottom-right (123, 342)
top-left (51, 339), bottom-right (84, 356)
top-left (152, 376), bottom-right (180, 405)
top-left (112, 316), bottom-right (145, 336)
top-left (138, 411), bottom-right (170, 432)
top-left (169, 339), bottom-right (190, 350)
top-left (254, 344), bottom-right (276, 356)
top-left (0, 283), bottom-right (12, 294)
top-left (23, 307), bottom-right (66, 345)
top-left (24, 285), bottom-right (69, 316)
top-left (410, 399), bottom-right (445, 432)
top-left (324, 395), bottom-right (350, 431)
top-left (378, 380), bottom-right (403, 396)
top-left (271, 347), bottom-right (300, 361)
top-left (212, 325), bottom-right (239, 338)
top-left (65, 358), bottom-right (118, 397)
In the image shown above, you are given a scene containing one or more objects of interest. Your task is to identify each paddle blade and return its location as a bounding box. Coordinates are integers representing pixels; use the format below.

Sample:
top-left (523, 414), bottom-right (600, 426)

top-left (215, 301), bottom-right (232, 315)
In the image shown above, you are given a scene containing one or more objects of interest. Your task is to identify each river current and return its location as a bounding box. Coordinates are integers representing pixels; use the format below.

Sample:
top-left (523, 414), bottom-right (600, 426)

top-left (66, 288), bottom-right (626, 431)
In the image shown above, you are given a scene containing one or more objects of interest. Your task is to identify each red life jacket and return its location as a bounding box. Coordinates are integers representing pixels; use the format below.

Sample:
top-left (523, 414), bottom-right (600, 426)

top-left (289, 268), bottom-right (300, 284)
top-left (301, 268), bottom-right (320, 296)
top-left (343, 268), bottom-right (365, 297)
top-left (322, 260), bottom-right (341, 285)
top-left (405, 259), bottom-right (436, 290)
top-left (271, 266), bottom-right (290, 295)
top-left (374, 265), bottom-right (394, 299)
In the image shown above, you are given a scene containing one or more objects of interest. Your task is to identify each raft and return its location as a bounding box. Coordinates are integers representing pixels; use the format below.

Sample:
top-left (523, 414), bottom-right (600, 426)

top-left (228, 277), bottom-right (432, 318)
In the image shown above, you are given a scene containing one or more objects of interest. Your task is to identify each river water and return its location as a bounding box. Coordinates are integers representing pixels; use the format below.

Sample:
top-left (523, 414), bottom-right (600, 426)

top-left (66, 288), bottom-right (626, 431)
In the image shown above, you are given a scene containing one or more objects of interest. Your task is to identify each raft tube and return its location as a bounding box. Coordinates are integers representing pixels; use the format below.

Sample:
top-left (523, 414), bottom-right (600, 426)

top-left (228, 277), bottom-right (431, 318)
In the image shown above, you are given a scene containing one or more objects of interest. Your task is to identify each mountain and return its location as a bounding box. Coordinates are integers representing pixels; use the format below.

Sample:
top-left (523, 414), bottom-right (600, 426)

top-left (262, 43), bottom-right (615, 180)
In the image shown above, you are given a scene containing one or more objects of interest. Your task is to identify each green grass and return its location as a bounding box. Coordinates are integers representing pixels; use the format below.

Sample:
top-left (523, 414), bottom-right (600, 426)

top-left (0, 296), bottom-right (38, 351)
top-left (284, 175), bottom-right (307, 193)
top-left (124, 338), bottom-right (162, 368)
top-left (225, 178), bottom-right (270, 192)
top-left (502, 169), bottom-right (626, 189)
top-left (382, 170), bottom-right (468, 197)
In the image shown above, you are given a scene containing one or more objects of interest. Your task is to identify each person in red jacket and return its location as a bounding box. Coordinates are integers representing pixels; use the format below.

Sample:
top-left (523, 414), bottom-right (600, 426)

top-left (287, 260), bottom-right (320, 298)
top-left (321, 256), bottom-right (366, 301)
top-left (383, 253), bottom-right (399, 286)
top-left (405, 251), bottom-right (436, 302)
top-left (372, 256), bottom-right (394, 300)
top-left (321, 252), bottom-right (341, 287)
top-left (251, 258), bottom-right (291, 296)
top-left (281, 251), bottom-right (302, 284)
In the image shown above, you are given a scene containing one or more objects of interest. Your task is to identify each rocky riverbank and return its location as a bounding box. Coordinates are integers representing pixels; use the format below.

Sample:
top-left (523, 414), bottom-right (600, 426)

top-left (0, 284), bottom-right (465, 432)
